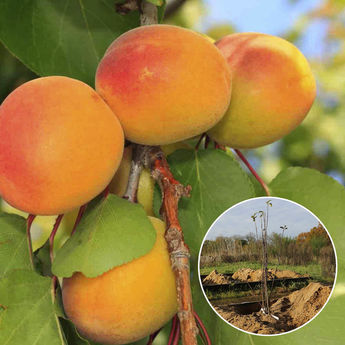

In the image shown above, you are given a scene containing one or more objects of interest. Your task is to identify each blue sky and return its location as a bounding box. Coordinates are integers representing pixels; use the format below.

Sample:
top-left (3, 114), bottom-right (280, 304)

top-left (199, 0), bottom-right (326, 58)
top-left (205, 197), bottom-right (323, 240)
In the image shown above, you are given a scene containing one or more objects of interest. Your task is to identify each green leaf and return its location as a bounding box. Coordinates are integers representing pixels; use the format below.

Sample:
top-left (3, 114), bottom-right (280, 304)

top-left (168, 149), bottom-right (255, 259)
top-left (52, 194), bottom-right (156, 278)
top-left (251, 167), bottom-right (345, 345)
top-left (0, 0), bottom-right (141, 86)
top-left (0, 269), bottom-right (65, 345)
top-left (0, 213), bottom-right (31, 277)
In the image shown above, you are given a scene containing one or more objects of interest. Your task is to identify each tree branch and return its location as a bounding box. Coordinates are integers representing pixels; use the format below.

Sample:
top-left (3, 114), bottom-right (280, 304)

top-left (143, 146), bottom-right (198, 345)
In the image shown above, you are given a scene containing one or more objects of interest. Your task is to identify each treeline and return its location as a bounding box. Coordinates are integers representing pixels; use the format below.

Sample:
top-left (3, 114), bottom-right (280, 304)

top-left (201, 223), bottom-right (335, 278)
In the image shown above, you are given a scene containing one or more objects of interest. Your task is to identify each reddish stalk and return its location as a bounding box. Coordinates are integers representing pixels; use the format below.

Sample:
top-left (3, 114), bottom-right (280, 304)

top-left (143, 146), bottom-right (198, 345)
top-left (146, 329), bottom-right (161, 345)
top-left (26, 214), bottom-right (36, 269)
top-left (172, 321), bottom-right (181, 345)
top-left (49, 214), bottom-right (64, 299)
top-left (234, 149), bottom-right (270, 196)
top-left (49, 215), bottom-right (64, 264)
top-left (194, 311), bottom-right (211, 345)
top-left (71, 204), bottom-right (87, 236)
top-left (195, 133), bottom-right (206, 151)
top-left (167, 315), bottom-right (178, 345)
top-left (204, 135), bottom-right (211, 149)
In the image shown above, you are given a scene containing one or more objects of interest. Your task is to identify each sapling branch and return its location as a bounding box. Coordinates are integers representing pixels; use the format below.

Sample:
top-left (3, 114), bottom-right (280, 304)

top-left (142, 146), bottom-right (198, 345)
top-left (234, 149), bottom-right (271, 196)
top-left (26, 214), bottom-right (36, 270)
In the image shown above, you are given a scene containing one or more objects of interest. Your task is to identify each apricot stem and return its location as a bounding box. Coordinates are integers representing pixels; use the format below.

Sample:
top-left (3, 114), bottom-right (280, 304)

top-left (143, 146), bottom-right (198, 345)
top-left (26, 214), bottom-right (36, 269)
top-left (234, 149), bottom-right (271, 196)
top-left (49, 214), bottom-right (64, 300)
top-left (49, 215), bottom-right (64, 264)
top-left (195, 133), bottom-right (206, 151)
top-left (123, 144), bottom-right (145, 203)
top-left (71, 204), bottom-right (87, 236)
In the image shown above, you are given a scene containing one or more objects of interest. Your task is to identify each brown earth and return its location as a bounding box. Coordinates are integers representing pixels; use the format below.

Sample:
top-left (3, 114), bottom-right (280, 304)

top-left (202, 270), bottom-right (231, 285)
top-left (232, 268), bottom-right (309, 282)
top-left (214, 282), bottom-right (331, 334)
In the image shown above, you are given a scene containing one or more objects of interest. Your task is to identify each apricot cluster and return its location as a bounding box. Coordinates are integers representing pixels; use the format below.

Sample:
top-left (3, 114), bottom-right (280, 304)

top-left (0, 24), bottom-right (316, 345)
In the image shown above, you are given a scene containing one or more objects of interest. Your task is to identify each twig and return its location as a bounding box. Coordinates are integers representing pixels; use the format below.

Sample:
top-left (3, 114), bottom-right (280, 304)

top-left (26, 214), bottom-right (36, 269)
top-left (123, 144), bottom-right (146, 203)
top-left (234, 149), bottom-right (271, 196)
top-left (143, 146), bottom-right (198, 345)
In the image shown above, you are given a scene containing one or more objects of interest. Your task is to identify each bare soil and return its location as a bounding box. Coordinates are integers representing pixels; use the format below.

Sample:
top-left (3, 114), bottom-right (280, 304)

top-left (214, 282), bottom-right (331, 334)
top-left (202, 270), bottom-right (231, 285)
top-left (231, 268), bottom-right (309, 282)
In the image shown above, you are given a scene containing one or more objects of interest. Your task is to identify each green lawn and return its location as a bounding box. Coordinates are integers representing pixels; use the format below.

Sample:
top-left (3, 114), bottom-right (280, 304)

top-left (200, 261), bottom-right (331, 282)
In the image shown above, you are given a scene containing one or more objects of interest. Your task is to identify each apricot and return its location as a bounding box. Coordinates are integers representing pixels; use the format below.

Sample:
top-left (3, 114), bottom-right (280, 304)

top-left (208, 33), bottom-right (317, 148)
top-left (95, 24), bottom-right (232, 145)
top-left (62, 217), bottom-right (177, 345)
top-left (0, 76), bottom-right (124, 215)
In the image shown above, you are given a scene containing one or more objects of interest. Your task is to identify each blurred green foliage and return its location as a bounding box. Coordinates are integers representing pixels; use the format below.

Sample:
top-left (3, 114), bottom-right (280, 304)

top-left (1, 0), bottom-right (344, 184)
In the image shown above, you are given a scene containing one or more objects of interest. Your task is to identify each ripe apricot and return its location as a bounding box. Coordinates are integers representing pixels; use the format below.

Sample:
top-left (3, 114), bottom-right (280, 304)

top-left (62, 217), bottom-right (177, 345)
top-left (208, 33), bottom-right (317, 148)
top-left (96, 24), bottom-right (232, 145)
top-left (0, 76), bottom-right (124, 215)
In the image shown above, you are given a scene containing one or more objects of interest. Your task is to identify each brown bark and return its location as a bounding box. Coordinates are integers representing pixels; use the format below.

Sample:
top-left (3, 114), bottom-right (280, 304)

top-left (143, 146), bottom-right (198, 345)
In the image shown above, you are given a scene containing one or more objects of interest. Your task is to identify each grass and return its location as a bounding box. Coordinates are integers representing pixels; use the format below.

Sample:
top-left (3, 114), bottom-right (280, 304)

top-left (200, 261), bottom-right (332, 283)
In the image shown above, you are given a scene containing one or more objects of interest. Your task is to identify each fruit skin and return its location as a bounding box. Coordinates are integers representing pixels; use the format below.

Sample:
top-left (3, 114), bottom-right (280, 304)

top-left (0, 76), bottom-right (124, 215)
top-left (208, 32), bottom-right (317, 149)
top-left (96, 24), bottom-right (232, 145)
top-left (62, 217), bottom-right (177, 345)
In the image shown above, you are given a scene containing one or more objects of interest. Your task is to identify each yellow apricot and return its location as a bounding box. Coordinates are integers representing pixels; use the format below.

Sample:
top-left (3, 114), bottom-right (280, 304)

top-left (62, 217), bottom-right (177, 345)
top-left (208, 33), bottom-right (316, 148)
top-left (0, 76), bottom-right (124, 215)
top-left (96, 24), bottom-right (231, 145)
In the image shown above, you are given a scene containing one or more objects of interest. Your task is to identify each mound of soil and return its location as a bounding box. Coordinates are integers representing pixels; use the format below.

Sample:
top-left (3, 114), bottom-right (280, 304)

top-left (214, 282), bottom-right (331, 334)
top-left (232, 268), bottom-right (308, 282)
top-left (202, 270), bottom-right (231, 285)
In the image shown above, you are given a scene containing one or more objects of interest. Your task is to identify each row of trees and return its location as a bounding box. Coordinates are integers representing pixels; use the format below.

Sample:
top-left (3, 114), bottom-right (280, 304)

top-left (201, 224), bottom-right (335, 278)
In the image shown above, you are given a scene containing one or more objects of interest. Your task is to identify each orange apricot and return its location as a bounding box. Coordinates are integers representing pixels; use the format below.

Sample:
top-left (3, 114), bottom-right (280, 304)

top-left (208, 33), bottom-right (317, 148)
top-left (96, 24), bottom-right (232, 145)
top-left (0, 76), bottom-right (124, 215)
top-left (62, 217), bottom-right (177, 345)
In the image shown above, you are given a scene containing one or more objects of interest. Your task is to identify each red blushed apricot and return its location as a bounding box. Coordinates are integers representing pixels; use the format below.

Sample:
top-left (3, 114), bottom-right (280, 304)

top-left (208, 33), bottom-right (317, 149)
top-left (0, 76), bottom-right (124, 215)
top-left (96, 24), bottom-right (232, 145)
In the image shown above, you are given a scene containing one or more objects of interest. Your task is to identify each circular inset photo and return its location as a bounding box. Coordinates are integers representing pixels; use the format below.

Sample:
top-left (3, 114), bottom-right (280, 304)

top-left (198, 197), bottom-right (337, 335)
